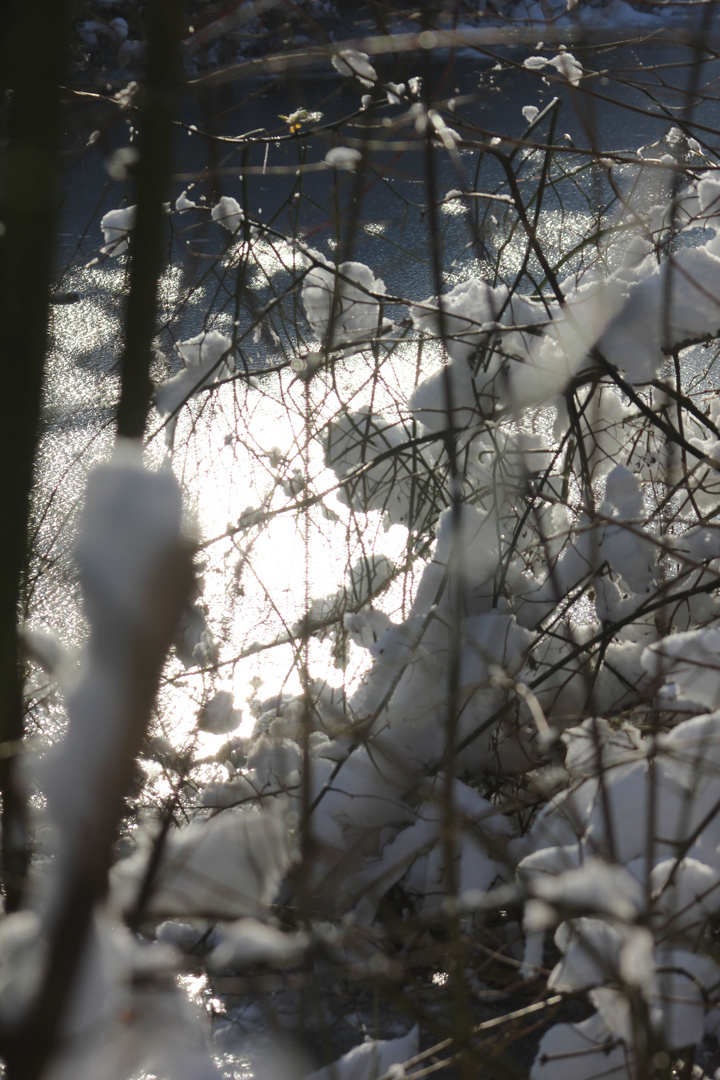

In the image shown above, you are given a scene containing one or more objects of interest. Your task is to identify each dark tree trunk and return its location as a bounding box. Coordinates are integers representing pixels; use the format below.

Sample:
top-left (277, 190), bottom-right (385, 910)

top-left (0, 0), bottom-right (74, 913)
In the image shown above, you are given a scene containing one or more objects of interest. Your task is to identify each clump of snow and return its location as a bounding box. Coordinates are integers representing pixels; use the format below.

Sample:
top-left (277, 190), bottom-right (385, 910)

top-left (410, 271), bottom-right (625, 418)
top-left (301, 252), bottom-right (391, 353)
top-left (112, 81), bottom-right (138, 109)
top-left (305, 1025), bottom-right (418, 1080)
top-left (175, 190), bottom-right (197, 211)
top-left (155, 330), bottom-right (234, 418)
top-left (524, 859), bottom-right (643, 931)
top-left (550, 51), bottom-right (583, 85)
top-left (118, 39), bottom-right (145, 67)
top-left (175, 600), bottom-right (218, 668)
top-left (39, 442), bottom-right (185, 840)
top-left (78, 20), bottom-right (105, 47)
top-left (23, 443), bottom-right (217, 1079)
top-left (100, 205), bottom-right (136, 255)
top-left (643, 629), bottom-right (720, 709)
top-left (20, 626), bottom-right (66, 676)
top-left (323, 409), bottom-right (417, 526)
top-left (331, 49), bottom-right (377, 87)
top-left (0, 912), bottom-right (45, 1024)
top-left (598, 465), bottom-right (656, 595)
top-left (325, 146), bottom-right (362, 171)
top-left (212, 919), bottom-right (308, 968)
top-left (521, 706), bottom-right (720, 1071)
top-left (650, 857), bottom-right (720, 940)
top-left (199, 690), bottom-right (241, 734)
top-left (111, 800), bottom-right (293, 918)
top-left (698, 169), bottom-right (720, 214)
top-left (51, 915), bottom-right (223, 1080)
top-left (523, 52), bottom-right (583, 85)
top-left (211, 195), bottom-right (243, 234)
top-left (176, 332), bottom-right (231, 370)
top-left (73, 443), bottom-right (184, 637)
top-left (531, 1012), bottom-right (631, 1080)
top-left (109, 17), bottom-right (128, 40)
top-left (106, 146), bottom-right (139, 181)
top-left (303, 555), bottom-right (396, 631)
top-left (523, 56), bottom-right (549, 72)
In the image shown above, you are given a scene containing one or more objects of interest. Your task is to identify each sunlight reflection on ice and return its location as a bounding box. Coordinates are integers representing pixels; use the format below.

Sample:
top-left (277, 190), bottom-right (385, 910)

top-left (36, 223), bottom-right (444, 757)
top-left (34, 159), bottom-right (609, 762)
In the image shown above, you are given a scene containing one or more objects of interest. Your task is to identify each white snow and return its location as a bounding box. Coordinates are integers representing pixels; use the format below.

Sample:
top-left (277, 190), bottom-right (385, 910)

top-left (211, 196), bottom-right (243, 234)
top-left (100, 205), bottom-right (136, 255)
top-left (38, 442), bottom-right (184, 840)
top-left (109, 17), bottom-right (128, 40)
top-left (46, 915), bottom-right (223, 1080)
top-left (22, 444), bottom-right (229, 1080)
top-left (531, 1012), bottom-right (631, 1080)
top-left (111, 801), bottom-right (293, 919)
top-left (211, 919), bottom-right (308, 968)
top-left (0, 912), bottom-right (45, 1024)
top-left (39, 20), bottom-right (720, 1080)
top-left (523, 50), bottom-right (586, 87)
top-left (301, 253), bottom-right (391, 353)
top-left (155, 330), bottom-right (234, 418)
top-left (305, 1026), bottom-right (419, 1080)
top-left (106, 147), bottom-right (139, 182)
top-left (643, 629), bottom-right (720, 710)
top-left (198, 690), bottom-right (241, 734)
top-left (549, 52), bottom-right (583, 86)
top-left (331, 50), bottom-right (377, 87)
top-left (323, 409), bottom-right (416, 525)
top-left (525, 858), bottom-right (643, 929)
top-left (325, 147), bottom-right (362, 170)
top-left (175, 190), bottom-right (198, 211)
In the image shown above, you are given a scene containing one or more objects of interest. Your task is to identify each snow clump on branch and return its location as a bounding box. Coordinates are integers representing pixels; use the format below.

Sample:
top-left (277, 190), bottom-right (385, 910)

top-left (99, 204), bottom-right (136, 255)
top-left (301, 251), bottom-right (392, 354)
top-left (155, 330), bottom-right (234, 420)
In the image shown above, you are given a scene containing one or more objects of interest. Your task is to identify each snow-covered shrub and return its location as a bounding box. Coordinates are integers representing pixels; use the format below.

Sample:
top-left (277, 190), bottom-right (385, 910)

top-left (521, 713), bottom-right (720, 1074)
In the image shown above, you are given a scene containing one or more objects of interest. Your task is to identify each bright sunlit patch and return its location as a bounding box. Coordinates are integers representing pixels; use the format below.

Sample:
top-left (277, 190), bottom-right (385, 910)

top-left (177, 973), bottom-right (209, 1003)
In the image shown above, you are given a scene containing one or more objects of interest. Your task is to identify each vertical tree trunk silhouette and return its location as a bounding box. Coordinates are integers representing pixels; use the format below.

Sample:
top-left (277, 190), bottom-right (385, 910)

top-left (0, 0), bottom-right (74, 913)
top-left (116, 0), bottom-right (185, 438)
top-left (0, 2), bottom-right (188, 1076)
